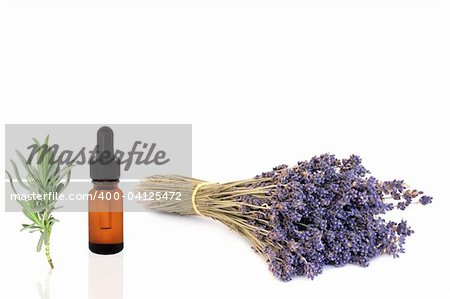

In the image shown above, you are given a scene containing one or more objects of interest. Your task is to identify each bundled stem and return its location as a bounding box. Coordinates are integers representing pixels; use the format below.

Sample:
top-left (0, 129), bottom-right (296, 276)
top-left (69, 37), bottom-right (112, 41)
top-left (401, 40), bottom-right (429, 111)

top-left (137, 176), bottom-right (275, 254)
top-left (137, 176), bottom-right (270, 254)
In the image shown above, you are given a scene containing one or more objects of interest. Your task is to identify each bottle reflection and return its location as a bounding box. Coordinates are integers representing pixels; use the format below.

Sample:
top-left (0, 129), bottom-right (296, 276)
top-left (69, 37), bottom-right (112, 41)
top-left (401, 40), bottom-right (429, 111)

top-left (88, 252), bottom-right (123, 299)
top-left (37, 270), bottom-right (52, 299)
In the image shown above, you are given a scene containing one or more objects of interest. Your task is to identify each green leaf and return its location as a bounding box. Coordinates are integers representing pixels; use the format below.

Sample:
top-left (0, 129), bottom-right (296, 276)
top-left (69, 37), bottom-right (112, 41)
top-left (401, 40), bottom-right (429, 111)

top-left (21, 224), bottom-right (32, 232)
top-left (32, 138), bottom-right (41, 148)
top-left (42, 148), bottom-right (51, 182)
top-left (43, 230), bottom-right (49, 245)
top-left (22, 208), bottom-right (42, 226)
top-left (49, 217), bottom-right (60, 225)
top-left (46, 163), bottom-right (58, 181)
top-left (17, 199), bottom-right (30, 211)
top-left (31, 206), bottom-right (46, 213)
top-left (15, 149), bottom-right (32, 172)
top-left (21, 224), bottom-right (41, 232)
top-left (38, 157), bottom-right (45, 186)
top-left (59, 168), bottom-right (72, 193)
top-left (10, 160), bottom-right (30, 191)
top-left (56, 183), bottom-right (64, 193)
top-left (5, 170), bottom-right (18, 194)
top-left (22, 209), bottom-right (35, 221)
top-left (56, 164), bottom-right (74, 182)
top-left (28, 166), bottom-right (41, 183)
top-left (36, 233), bottom-right (44, 252)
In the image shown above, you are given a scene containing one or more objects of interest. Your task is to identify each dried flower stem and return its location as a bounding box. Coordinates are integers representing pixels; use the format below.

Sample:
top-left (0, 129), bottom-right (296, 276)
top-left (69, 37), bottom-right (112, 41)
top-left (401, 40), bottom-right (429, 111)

top-left (137, 175), bottom-right (275, 255)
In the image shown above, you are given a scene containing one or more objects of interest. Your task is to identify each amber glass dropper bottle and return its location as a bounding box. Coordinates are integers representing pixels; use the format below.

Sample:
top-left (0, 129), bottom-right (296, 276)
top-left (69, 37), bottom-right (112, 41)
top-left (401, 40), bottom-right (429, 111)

top-left (88, 126), bottom-right (123, 254)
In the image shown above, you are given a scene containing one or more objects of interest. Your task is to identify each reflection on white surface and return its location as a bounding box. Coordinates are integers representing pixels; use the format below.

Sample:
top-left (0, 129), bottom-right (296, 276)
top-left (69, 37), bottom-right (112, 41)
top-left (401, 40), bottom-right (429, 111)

top-left (88, 252), bottom-right (123, 299)
top-left (37, 270), bottom-right (52, 299)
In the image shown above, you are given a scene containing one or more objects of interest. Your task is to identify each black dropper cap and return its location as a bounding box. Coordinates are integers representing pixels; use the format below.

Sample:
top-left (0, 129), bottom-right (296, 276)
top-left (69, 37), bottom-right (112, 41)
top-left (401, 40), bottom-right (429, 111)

top-left (90, 126), bottom-right (121, 181)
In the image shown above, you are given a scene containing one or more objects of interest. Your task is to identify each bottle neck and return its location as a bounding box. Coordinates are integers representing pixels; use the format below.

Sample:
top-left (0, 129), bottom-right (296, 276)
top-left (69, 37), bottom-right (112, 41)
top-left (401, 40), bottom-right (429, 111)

top-left (92, 180), bottom-right (119, 190)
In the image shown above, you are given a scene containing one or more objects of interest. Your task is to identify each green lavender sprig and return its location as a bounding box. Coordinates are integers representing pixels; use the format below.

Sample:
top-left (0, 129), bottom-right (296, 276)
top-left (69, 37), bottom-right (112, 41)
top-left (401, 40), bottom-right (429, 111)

top-left (6, 135), bottom-right (74, 269)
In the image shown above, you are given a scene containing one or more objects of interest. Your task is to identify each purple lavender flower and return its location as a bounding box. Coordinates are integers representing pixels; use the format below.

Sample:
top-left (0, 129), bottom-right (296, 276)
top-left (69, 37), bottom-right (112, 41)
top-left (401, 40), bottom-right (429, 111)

top-left (240, 154), bottom-right (432, 281)
top-left (419, 195), bottom-right (432, 205)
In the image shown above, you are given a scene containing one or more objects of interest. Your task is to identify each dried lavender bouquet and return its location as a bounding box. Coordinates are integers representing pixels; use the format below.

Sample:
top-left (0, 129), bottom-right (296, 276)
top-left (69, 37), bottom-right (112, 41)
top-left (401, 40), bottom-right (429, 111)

top-left (137, 154), bottom-right (432, 281)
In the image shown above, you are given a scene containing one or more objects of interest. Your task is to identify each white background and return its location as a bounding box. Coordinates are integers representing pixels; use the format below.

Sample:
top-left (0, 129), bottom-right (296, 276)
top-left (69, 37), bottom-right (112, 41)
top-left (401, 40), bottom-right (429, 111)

top-left (1, 1), bottom-right (449, 298)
